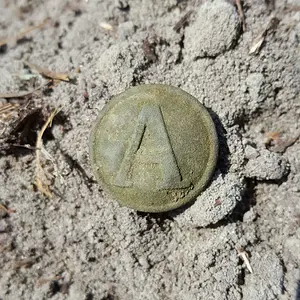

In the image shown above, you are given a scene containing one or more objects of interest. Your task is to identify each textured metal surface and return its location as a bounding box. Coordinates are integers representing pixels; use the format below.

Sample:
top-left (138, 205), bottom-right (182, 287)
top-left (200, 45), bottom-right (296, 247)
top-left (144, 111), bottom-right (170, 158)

top-left (90, 84), bottom-right (218, 212)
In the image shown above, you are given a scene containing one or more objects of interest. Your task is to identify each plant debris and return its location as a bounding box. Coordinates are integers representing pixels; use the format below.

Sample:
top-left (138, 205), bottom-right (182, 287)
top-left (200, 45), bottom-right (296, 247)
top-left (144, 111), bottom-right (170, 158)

top-left (235, 0), bottom-right (246, 32)
top-left (249, 15), bottom-right (279, 55)
top-left (0, 84), bottom-right (46, 99)
top-left (0, 18), bottom-right (49, 48)
top-left (24, 61), bottom-right (70, 82)
top-left (0, 83), bottom-right (51, 152)
top-left (237, 247), bottom-right (253, 273)
top-left (34, 108), bottom-right (59, 198)
top-left (173, 10), bottom-right (193, 32)
top-left (264, 131), bottom-right (300, 153)
top-left (1, 106), bottom-right (44, 153)
top-left (0, 103), bottom-right (20, 121)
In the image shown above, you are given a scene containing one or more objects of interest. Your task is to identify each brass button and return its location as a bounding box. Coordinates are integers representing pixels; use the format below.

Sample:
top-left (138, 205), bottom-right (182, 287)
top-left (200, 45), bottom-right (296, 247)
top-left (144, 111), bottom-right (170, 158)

top-left (90, 84), bottom-right (218, 212)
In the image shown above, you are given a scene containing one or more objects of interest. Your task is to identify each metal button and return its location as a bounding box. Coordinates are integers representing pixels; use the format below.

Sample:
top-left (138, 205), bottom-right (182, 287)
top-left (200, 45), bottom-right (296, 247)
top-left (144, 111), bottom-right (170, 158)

top-left (90, 84), bottom-right (218, 212)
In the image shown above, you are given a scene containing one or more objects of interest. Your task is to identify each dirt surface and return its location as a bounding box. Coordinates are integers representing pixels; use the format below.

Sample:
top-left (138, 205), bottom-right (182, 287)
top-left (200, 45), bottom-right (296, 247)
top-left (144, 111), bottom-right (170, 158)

top-left (0, 0), bottom-right (300, 299)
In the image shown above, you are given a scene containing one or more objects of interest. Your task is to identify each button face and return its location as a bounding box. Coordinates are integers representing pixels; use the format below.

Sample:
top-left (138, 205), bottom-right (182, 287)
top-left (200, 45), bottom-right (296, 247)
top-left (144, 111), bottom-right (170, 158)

top-left (90, 84), bottom-right (218, 212)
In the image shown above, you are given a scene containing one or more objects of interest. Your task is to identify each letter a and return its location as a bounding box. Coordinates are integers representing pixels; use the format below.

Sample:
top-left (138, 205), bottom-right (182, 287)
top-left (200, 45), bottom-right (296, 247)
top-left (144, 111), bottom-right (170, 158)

top-left (114, 104), bottom-right (189, 189)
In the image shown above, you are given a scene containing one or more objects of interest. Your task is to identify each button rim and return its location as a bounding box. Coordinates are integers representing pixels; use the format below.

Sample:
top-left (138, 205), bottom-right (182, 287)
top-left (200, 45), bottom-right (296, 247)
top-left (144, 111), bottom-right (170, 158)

top-left (89, 84), bottom-right (218, 213)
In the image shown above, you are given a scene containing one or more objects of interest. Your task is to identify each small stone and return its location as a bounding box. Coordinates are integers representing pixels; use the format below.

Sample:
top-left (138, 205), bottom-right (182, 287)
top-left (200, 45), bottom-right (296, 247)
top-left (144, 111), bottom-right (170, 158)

top-left (244, 145), bottom-right (259, 159)
top-left (243, 209), bottom-right (257, 223)
top-left (90, 84), bottom-right (218, 212)
top-left (184, 0), bottom-right (240, 59)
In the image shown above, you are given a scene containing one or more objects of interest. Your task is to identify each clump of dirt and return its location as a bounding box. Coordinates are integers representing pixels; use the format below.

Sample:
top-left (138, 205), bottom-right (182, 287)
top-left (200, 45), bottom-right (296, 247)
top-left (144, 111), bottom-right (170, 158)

top-left (185, 0), bottom-right (241, 59)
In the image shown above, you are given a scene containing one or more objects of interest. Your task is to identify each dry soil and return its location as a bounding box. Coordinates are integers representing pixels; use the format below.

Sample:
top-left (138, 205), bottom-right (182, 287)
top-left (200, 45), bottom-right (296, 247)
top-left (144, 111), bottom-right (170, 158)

top-left (0, 0), bottom-right (300, 299)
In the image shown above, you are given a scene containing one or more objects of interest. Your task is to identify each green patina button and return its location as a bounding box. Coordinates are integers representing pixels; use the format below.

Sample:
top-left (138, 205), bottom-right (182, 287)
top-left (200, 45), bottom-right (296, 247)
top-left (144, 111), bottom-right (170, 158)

top-left (90, 84), bottom-right (218, 213)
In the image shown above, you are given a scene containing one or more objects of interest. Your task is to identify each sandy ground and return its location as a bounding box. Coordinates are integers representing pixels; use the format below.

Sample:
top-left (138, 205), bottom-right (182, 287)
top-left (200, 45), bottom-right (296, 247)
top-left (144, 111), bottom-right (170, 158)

top-left (0, 0), bottom-right (300, 299)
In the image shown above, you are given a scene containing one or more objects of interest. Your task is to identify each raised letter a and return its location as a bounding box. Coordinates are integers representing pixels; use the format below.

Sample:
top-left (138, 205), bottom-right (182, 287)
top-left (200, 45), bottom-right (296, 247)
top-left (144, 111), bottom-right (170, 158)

top-left (114, 104), bottom-right (189, 190)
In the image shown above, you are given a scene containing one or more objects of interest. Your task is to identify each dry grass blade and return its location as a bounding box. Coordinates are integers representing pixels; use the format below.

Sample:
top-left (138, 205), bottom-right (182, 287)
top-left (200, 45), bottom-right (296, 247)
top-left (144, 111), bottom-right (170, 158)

top-left (249, 15), bottom-right (279, 55)
top-left (0, 84), bottom-right (45, 99)
top-left (235, 0), bottom-right (246, 32)
top-left (0, 18), bottom-right (49, 48)
top-left (35, 108), bottom-right (58, 198)
top-left (249, 36), bottom-right (264, 55)
top-left (0, 103), bottom-right (20, 118)
top-left (24, 61), bottom-right (70, 82)
top-left (0, 103), bottom-right (20, 137)
top-left (237, 247), bottom-right (253, 273)
top-left (11, 144), bottom-right (36, 150)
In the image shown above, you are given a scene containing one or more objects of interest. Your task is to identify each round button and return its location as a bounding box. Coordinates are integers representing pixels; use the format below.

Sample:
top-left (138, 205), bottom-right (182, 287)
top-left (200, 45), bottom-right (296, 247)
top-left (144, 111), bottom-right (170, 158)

top-left (90, 84), bottom-right (218, 213)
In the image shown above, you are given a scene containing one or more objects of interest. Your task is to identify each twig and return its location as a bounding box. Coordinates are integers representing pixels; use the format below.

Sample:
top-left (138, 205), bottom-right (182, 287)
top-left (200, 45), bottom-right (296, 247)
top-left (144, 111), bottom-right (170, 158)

top-left (34, 108), bottom-right (58, 198)
top-left (0, 18), bottom-right (49, 48)
top-left (11, 144), bottom-right (37, 150)
top-left (24, 61), bottom-right (70, 82)
top-left (235, 0), bottom-right (246, 32)
top-left (237, 247), bottom-right (253, 273)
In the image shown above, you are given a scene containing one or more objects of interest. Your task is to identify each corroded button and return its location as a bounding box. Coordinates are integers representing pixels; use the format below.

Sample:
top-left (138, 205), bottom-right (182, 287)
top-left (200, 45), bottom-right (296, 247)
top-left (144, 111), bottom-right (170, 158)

top-left (90, 84), bottom-right (218, 212)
